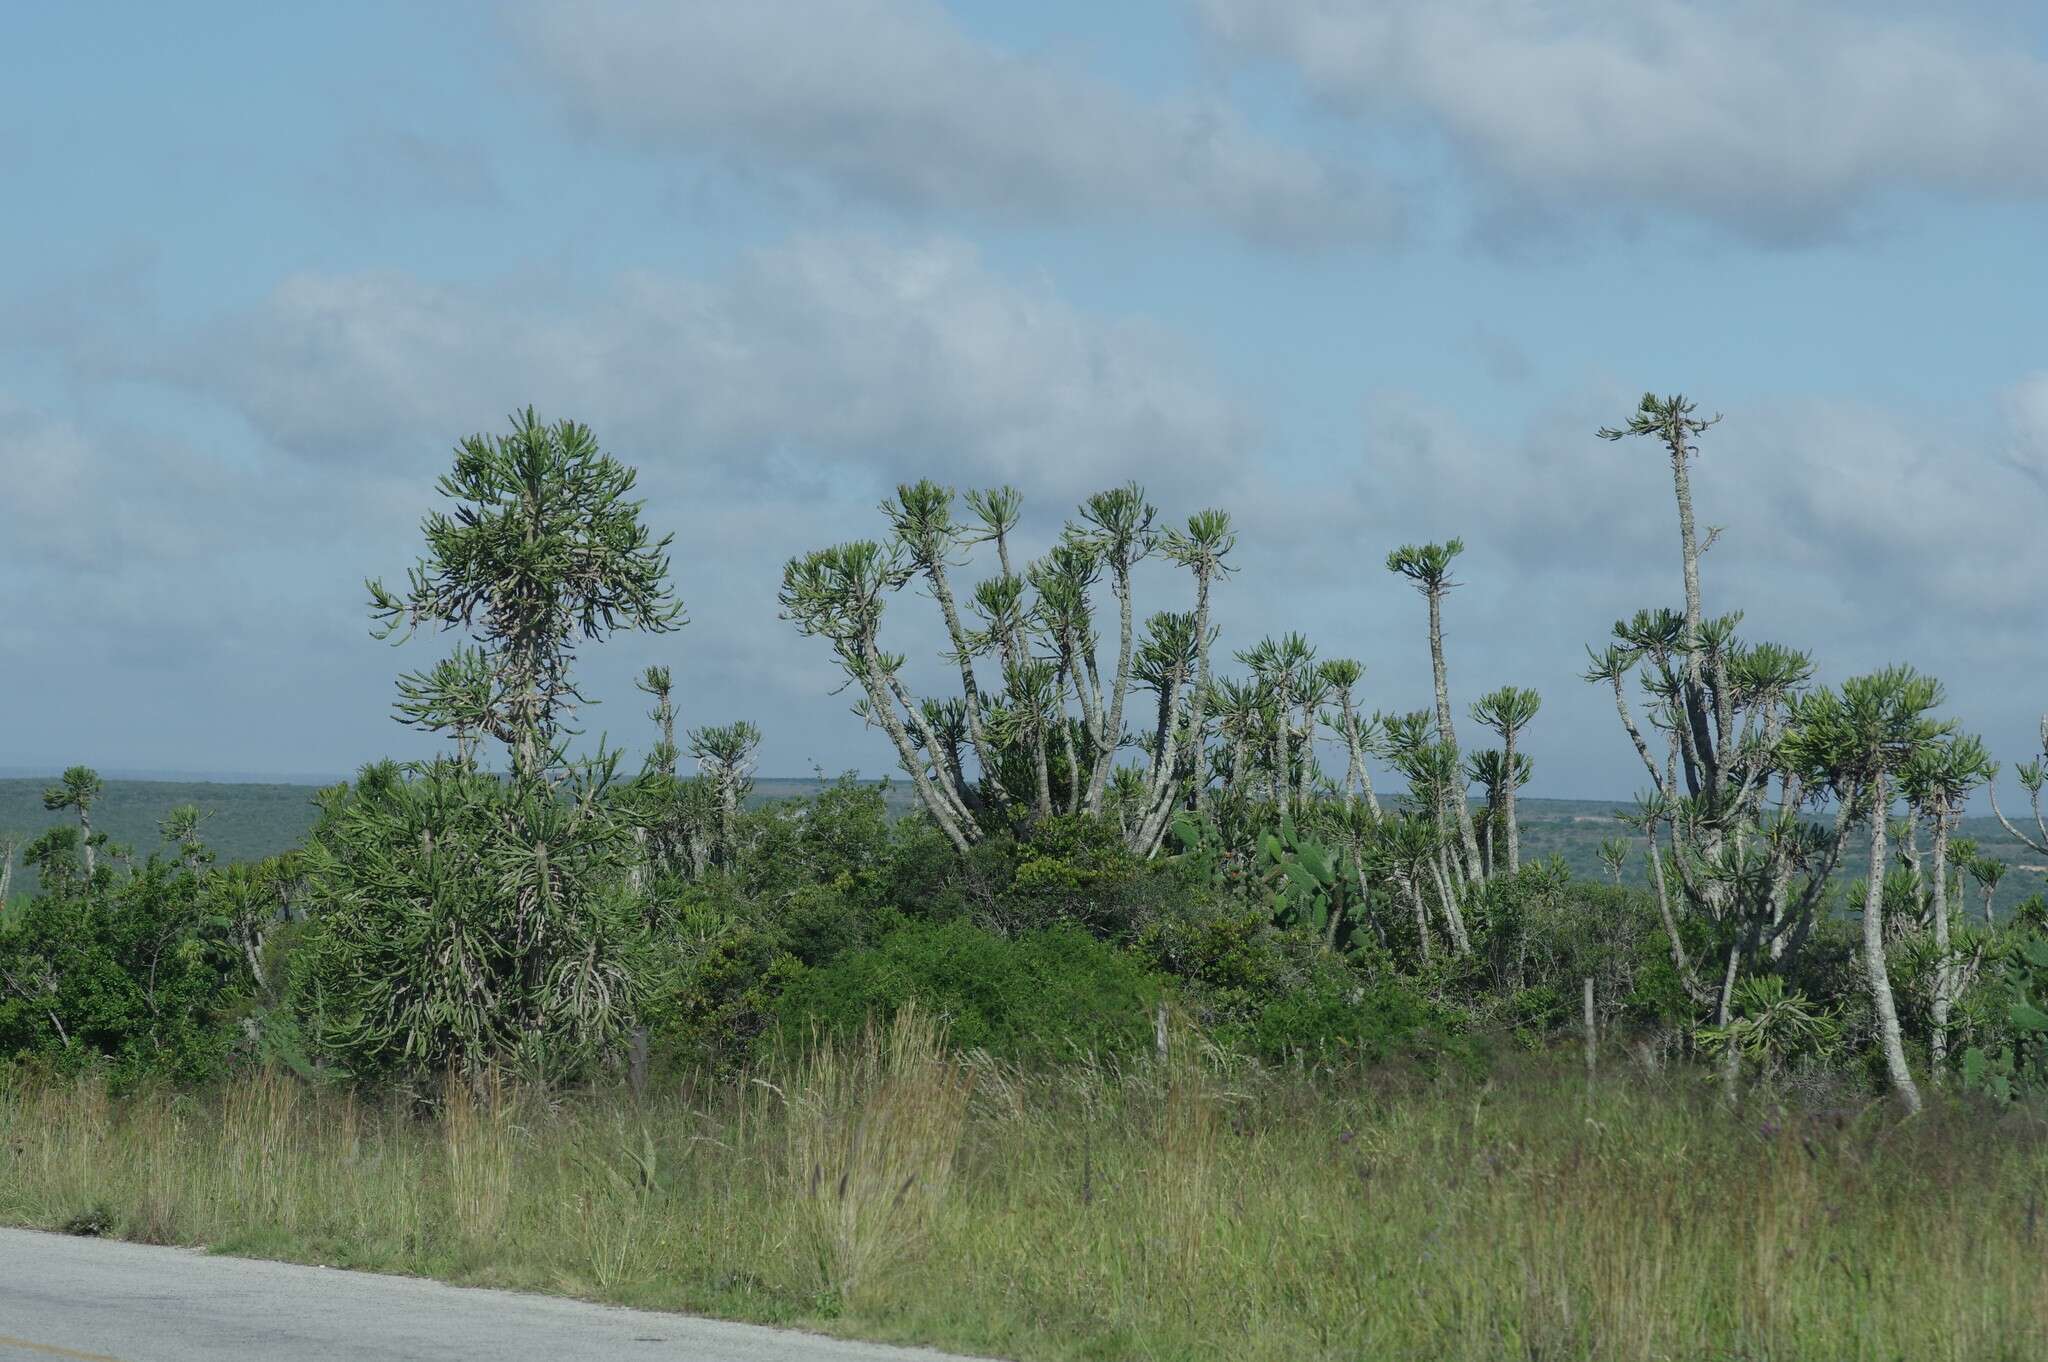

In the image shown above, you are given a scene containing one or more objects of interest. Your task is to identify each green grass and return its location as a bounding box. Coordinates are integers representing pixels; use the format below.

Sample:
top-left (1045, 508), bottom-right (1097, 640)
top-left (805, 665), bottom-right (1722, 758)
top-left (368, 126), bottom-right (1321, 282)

top-left (4, 1023), bottom-right (2046, 1361)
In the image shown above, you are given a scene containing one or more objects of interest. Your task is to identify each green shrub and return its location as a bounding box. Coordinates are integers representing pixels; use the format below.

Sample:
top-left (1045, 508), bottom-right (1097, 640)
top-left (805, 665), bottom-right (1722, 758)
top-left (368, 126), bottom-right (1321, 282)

top-left (640, 909), bottom-right (806, 1077)
top-left (774, 921), bottom-right (1165, 1062)
top-left (1233, 967), bottom-right (1474, 1072)
top-left (0, 862), bottom-right (238, 1084)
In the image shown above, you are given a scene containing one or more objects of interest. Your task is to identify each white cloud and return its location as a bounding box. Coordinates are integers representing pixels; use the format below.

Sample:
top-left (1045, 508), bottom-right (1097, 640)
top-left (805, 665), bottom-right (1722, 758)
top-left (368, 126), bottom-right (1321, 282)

top-left (509, 0), bottom-right (1391, 246)
top-left (1198, 0), bottom-right (2048, 242)
top-left (162, 236), bottom-right (1253, 499)
top-left (44, 237), bottom-right (1254, 777)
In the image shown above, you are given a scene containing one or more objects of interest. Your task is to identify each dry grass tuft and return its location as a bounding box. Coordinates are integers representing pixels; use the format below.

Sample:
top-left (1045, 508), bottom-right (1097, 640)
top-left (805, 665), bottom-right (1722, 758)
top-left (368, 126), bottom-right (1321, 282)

top-left (779, 1004), bottom-right (975, 1306)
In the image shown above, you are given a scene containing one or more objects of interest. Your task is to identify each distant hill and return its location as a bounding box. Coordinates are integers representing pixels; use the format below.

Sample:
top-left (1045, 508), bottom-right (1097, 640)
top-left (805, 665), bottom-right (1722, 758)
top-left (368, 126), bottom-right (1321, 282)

top-left (3, 779), bottom-right (2041, 915)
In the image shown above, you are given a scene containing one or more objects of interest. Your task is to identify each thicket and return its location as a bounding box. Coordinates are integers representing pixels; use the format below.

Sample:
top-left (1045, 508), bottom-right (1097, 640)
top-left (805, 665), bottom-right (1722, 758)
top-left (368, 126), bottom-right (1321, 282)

top-left (5, 396), bottom-right (2048, 1122)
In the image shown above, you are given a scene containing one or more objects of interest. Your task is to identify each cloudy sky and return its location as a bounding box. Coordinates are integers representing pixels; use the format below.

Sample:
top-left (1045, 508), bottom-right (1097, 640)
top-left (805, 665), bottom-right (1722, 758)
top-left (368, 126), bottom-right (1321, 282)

top-left (6, 0), bottom-right (2046, 800)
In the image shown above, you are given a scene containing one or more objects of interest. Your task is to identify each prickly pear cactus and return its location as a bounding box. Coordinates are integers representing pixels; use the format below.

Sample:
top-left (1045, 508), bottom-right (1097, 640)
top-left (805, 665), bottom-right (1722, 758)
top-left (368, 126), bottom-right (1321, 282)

top-left (1256, 815), bottom-right (1346, 941)
top-left (1962, 935), bottom-right (2048, 1104)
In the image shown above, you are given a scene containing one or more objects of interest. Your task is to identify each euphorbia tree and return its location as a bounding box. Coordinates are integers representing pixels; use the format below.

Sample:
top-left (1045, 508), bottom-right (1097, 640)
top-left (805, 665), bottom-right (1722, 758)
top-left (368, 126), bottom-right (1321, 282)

top-left (1385, 540), bottom-right (1483, 883)
top-left (1902, 732), bottom-right (1995, 1077)
top-left (782, 483), bottom-right (1231, 856)
top-left (1131, 509), bottom-right (1235, 850)
top-left (1075, 485), bottom-right (1158, 814)
top-left (300, 412), bottom-right (683, 1088)
top-left (1318, 659), bottom-right (1382, 819)
top-left (1588, 397), bottom-right (1854, 1039)
top-left (1470, 685), bottom-right (1541, 874)
top-left (40, 766), bottom-right (104, 881)
top-left (1782, 665), bottom-right (1956, 1113)
top-left (1989, 716), bottom-right (2048, 866)
top-left (688, 720), bottom-right (762, 870)
top-left (367, 408), bottom-right (685, 781)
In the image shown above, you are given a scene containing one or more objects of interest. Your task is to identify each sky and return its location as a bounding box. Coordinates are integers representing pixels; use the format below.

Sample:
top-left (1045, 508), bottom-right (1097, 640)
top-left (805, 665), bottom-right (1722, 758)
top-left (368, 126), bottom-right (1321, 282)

top-left (4, 0), bottom-right (2047, 803)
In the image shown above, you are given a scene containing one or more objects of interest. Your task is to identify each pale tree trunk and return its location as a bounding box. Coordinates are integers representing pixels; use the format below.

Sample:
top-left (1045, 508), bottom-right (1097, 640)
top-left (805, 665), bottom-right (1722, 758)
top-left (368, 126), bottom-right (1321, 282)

top-left (1502, 726), bottom-right (1522, 874)
top-left (1339, 697), bottom-right (1364, 815)
top-left (1427, 588), bottom-right (1483, 881)
top-left (925, 560), bottom-right (1004, 810)
top-left (1357, 754), bottom-right (1382, 818)
top-left (717, 773), bottom-right (738, 870)
top-left (1929, 805), bottom-right (1954, 1081)
top-left (1270, 720), bottom-right (1290, 817)
top-left (1295, 706), bottom-right (1315, 806)
top-left (1405, 875), bottom-right (1432, 966)
top-left (1668, 441), bottom-right (1710, 784)
top-left (1133, 678), bottom-right (1185, 857)
top-left (1862, 774), bottom-right (1923, 1114)
top-left (1428, 855), bottom-right (1470, 954)
top-left (1137, 564), bottom-right (1213, 852)
top-left (989, 527), bottom-right (1053, 820)
top-left (1083, 562), bottom-right (1137, 814)
top-left (1057, 675), bottom-right (1082, 815)
top-left (857, 639), bottom-right (974, 857)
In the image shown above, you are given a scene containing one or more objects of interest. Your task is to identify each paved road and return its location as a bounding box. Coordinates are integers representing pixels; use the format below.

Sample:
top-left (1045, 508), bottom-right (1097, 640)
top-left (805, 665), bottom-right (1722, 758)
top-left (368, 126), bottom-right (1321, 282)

top-left (0, 1228), bottom-right (984, 1362)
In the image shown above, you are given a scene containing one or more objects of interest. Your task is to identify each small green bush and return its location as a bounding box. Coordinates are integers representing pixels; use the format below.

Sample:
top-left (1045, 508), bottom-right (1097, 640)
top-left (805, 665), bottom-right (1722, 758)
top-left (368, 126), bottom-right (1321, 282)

top-left (774, 921), bottom-right (1165, 1062)
top-left (1234, 967), bottom-right (1474, 1072)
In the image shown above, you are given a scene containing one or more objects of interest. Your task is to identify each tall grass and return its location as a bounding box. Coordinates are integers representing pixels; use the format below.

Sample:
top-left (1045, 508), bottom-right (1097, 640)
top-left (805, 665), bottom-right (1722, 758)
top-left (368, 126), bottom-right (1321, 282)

top-left (2, 1040), bottom-right (2045, 1361)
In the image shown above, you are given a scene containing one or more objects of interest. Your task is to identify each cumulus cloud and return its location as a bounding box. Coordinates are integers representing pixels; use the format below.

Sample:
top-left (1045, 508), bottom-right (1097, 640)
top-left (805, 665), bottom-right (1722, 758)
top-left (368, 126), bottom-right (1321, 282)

top-left (160, 236), bottom-right (1252, 499)
top-left (1198, 0), bottom-right (2048, 242)
top-left (20, 237), bottom-right (1257, 777)
top-left (508, 0), bottom-right (1392, 246)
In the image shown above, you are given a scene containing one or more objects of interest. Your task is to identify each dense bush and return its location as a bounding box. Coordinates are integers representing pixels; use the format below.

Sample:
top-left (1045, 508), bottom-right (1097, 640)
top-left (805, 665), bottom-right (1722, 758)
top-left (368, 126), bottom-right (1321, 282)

top-left (1234, 965), bottom-right (1476, 1072)
top-left (0, 861), bottom-right (238, 1083)
top-left (773, 920), bottom-right (1166, 1062)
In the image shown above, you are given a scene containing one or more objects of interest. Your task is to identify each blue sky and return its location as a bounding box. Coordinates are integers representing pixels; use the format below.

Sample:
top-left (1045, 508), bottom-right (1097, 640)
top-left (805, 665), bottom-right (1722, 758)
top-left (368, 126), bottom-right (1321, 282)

top-left (6, 0), bottom-right (2047, 804)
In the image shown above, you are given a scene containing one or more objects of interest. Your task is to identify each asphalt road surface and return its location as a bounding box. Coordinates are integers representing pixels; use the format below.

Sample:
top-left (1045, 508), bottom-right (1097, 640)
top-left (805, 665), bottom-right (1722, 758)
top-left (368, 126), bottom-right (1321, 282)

top-left (0, 1228), bottom-right (984, 1362)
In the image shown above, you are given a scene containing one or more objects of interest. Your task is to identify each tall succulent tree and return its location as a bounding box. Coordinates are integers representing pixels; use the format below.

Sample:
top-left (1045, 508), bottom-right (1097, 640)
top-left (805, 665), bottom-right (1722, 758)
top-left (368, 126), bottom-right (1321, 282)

top-left (1465, 748), bottom-right (1531, 877)
top-left (785, 482), bottom-right (1225, 856)
top-left (1237, 634), bottom-right (1319, 818)
top-left (1075, 485), bottom-right (1158, 814)
top-left (883, 481), bottom-right (1006, 814)
top-left (1385, 540), bottom-right (1484, 882)
top-left (1588, 397), bottom-right (1853, 1039)
top-left (40, 766), bottom-right (104, 881)
top-left (1903, 732), bottom-right (1995, 1077)
top-left (688, 720), bottom-right (762, 870)
top-left (158, 804), bottom-right (215, 873)
top-left (1470, 685), bottom-right (1541, 874)
top-left (1783, 665), bottom-right (1955, 1113)
top-left (367, 408), bottom-right (685, 781)
top-left (301, 413), bottom-right (681, 1087)
top-left (781, 540), bottom-right (979, 854)
top-left (1131, 510), bottom-right (1234, 851)
top-left (1989, 716), bottom-right (2048, 864)
top-left (1970, 855), bottom-right (2008, 926)
top-left (1598, 837), bottom-right (1628, 886)
top-left (1318, 659), bottom-right (1382, 819)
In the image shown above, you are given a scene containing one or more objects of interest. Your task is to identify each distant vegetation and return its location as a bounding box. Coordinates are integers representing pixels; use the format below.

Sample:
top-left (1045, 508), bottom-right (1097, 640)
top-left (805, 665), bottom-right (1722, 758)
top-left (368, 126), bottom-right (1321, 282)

top-left (6, 398), bottom-right (2048, 1358)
